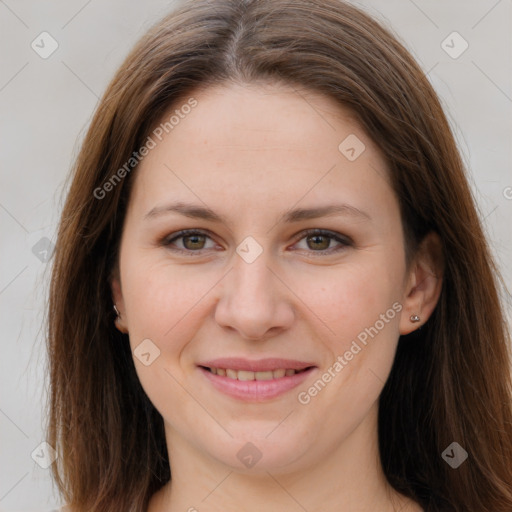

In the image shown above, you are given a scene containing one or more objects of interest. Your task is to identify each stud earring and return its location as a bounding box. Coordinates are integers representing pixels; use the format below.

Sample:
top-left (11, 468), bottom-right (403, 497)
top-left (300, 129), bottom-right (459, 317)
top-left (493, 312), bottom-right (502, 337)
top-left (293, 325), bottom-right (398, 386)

top-left (113, 304), bottom-right (121, 318)
top-left (410, 314), bottom-right (420, 323)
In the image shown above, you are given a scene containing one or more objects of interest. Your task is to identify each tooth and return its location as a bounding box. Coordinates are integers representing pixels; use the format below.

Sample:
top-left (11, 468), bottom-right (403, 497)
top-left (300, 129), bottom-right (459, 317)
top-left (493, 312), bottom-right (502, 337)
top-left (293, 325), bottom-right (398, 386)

top-left (237, 370), bottom-right (255, 381)
top-left (212, 367), bottom-right (299, 380)
top-left (226, 369), bottom-right (238, 379)
top-left (255, 371), bottom-right (274, 381)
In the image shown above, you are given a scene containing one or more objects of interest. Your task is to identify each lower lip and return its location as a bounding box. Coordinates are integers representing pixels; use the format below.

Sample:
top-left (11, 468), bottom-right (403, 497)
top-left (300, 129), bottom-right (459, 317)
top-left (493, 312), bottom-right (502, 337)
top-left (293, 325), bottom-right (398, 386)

top-left (198, 366), bottom-right (316, 402)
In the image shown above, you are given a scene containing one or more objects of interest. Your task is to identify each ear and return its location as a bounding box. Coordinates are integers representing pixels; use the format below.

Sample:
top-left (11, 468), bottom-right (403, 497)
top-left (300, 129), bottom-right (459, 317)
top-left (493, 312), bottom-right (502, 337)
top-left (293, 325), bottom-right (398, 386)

top-left (399, 231), bottom-right (444, 335)
top-left (110, 271), bottom-right (129, 334)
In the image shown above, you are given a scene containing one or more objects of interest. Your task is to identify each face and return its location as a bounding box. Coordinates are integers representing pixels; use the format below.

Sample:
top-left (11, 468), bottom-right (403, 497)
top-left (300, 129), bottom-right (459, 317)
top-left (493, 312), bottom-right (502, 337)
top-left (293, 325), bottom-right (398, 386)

top-left (112, 81), bottom-right (432, 475)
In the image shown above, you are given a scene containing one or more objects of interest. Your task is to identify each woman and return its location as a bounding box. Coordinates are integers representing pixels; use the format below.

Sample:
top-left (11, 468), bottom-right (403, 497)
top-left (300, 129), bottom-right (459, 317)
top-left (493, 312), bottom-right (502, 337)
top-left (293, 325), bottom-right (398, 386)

top-left (47, 0), bottom-right (512, 511)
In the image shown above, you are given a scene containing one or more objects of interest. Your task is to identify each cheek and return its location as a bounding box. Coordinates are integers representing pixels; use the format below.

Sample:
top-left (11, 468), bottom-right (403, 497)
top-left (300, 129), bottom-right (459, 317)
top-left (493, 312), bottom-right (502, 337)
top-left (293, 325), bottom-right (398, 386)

top-left (120, 254), bottom-right (217, 418)
top-left (292, 254), bottom-right (404, 400)
top-left (291, 257), bottom-right (403, 345)
top-left (293, 264), bottom-right (402, 421)
top-left (121, 253), bottom-right (217, 351)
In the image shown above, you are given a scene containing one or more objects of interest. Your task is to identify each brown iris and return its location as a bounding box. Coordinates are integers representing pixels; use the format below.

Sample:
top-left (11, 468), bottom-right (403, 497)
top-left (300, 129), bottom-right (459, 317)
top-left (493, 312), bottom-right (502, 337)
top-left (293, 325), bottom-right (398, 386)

top-left (306, 234), bottom-right (331, 250)
top-left (182, 234), bottom-right (207, 250)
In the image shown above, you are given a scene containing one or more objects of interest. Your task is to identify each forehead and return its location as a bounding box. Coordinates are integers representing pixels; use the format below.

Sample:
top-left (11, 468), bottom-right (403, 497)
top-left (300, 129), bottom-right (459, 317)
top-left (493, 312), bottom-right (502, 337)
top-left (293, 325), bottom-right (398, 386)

top-left (127, 81), bottom-right (394, 221)
top-left (163, 81), bottom-right (365, 155)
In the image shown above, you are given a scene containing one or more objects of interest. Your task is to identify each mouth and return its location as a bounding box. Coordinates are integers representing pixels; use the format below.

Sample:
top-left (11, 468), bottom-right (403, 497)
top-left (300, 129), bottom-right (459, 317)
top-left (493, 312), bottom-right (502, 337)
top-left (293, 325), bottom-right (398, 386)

top-left (197, 358), bottom-right (317, 401)
top-left (200, 366), bottom-right (312, 380)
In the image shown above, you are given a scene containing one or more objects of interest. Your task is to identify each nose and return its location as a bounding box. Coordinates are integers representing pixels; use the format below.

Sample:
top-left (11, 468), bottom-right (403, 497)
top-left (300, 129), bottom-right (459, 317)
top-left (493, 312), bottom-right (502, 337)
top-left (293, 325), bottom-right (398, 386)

top-left (214, 252), bottom-right (295, 341)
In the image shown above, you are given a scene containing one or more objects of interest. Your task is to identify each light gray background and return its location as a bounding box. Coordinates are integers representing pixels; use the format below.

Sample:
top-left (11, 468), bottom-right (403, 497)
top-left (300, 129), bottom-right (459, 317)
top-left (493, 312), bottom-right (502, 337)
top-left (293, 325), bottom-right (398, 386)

top-left (1, 1), bottom-right (511, 510)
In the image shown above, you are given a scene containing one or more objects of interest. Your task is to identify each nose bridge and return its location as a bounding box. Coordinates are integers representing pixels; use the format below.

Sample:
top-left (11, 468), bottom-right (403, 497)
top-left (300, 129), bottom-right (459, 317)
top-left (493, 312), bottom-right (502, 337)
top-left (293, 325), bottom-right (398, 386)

top-left (229, 249), bottom-right (278, 312)
top-left (233, 251), bottom-right (274, 298)
top-left (214, 246), bottom-right (294, 339)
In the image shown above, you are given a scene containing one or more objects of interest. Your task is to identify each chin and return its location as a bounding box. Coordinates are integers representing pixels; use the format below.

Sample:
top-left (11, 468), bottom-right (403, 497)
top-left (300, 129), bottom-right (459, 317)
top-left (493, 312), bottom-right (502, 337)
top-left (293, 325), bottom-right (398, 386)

top-left (205, 430), bottom-right (312, 473)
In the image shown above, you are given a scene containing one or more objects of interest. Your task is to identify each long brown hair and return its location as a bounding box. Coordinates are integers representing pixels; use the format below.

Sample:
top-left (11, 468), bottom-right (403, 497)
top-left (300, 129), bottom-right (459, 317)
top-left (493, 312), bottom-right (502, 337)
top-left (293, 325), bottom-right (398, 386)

top-left (47, 0), bottom-right (512, 510)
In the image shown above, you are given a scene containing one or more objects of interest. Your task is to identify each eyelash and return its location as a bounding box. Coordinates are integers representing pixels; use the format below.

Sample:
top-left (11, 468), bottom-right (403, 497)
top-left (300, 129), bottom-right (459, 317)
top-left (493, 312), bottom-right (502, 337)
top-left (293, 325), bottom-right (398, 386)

top-left (160, 228), bottom-right (352, 256)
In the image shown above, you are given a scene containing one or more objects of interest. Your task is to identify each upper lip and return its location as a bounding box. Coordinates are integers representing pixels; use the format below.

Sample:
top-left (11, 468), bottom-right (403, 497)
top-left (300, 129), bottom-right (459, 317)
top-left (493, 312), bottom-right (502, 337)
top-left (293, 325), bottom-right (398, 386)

top-left (198, 357), bottom-right (316, 372)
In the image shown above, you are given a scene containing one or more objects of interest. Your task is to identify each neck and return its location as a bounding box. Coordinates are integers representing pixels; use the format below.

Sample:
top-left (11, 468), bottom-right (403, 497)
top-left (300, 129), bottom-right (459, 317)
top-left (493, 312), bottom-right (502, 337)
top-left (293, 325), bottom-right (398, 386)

top-left (148, 404), bottom-right (421, 512)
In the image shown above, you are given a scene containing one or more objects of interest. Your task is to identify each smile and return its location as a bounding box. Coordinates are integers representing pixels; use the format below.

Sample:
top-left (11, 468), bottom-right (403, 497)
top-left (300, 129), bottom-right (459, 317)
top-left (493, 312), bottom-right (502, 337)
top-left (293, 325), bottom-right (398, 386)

top-left (197, 358), bottom-right (317, 401)
top-left (202, 367), bottom-right (310, 380)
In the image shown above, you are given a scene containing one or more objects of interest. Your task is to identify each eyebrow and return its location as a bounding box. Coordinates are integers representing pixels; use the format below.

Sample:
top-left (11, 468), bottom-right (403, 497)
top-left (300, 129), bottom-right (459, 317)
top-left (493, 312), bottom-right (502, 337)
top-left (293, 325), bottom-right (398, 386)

top-left (144, 201), bottom-right (371, 223)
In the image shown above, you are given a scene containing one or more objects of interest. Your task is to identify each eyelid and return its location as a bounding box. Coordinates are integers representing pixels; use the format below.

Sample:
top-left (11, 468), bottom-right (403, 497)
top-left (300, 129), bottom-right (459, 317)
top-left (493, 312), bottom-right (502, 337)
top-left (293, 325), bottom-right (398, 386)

top-left (160, 229), bottom-right (220, 255)
top-left (290, 228), bottom-right (353, 254)
top-left (161, 228), bottom-right (352, 255)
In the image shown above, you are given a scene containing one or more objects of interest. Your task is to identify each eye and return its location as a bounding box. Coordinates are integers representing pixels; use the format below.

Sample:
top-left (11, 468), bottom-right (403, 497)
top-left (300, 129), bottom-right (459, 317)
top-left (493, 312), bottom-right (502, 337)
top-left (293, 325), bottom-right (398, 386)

top-left (160, 228), bottom-right (352, 256)
top-left (292, 229), bottom-right (352, 254)
top-left (162, 229), bottom-right (218, 253)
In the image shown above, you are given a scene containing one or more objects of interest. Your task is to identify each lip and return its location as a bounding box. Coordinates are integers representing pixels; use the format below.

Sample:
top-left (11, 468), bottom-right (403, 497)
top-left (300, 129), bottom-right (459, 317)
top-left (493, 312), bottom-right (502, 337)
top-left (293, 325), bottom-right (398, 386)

top-left (198, 357), bottom-right (316, 372)
top-left (197, 358), bottom-right (317, 402)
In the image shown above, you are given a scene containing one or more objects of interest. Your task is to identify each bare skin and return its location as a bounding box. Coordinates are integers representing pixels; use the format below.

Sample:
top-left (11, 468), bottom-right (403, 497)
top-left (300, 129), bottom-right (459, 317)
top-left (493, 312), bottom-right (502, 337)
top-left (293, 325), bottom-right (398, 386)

top-left (111, 81), bottom-right (441, 512)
